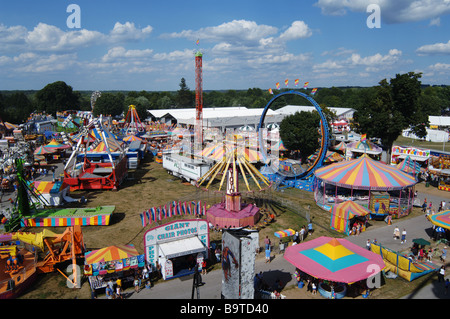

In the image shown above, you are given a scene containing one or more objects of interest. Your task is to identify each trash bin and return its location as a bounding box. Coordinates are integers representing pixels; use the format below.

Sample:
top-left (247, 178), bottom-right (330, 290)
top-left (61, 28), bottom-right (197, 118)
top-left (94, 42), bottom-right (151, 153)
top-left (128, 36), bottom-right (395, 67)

top-left (425, 182), bottom-right (430, 187)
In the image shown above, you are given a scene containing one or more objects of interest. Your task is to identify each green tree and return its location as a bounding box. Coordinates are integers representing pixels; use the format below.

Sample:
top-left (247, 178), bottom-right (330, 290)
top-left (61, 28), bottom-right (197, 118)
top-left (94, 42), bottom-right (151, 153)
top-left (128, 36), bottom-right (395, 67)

top-left (390, 72), bottom-right (427, 136)
top-left (2, 92), bottom-right (34, 123)
top-left (279, 111), bottom-right (321, 163)
top-left (354, 72), bottom-right (427, 159)
top-left (157, 95), bottom-right (174, 109)
top-left (176, 78), bottom-right (194, 108)
top-left (354, 79), bottom-right (404, 152)
top-left (35, 81), bottom-right (80, 115)
top-left (93, 92), bottom-right (125, 117)
top-left (133, 96), bottom-right (150, 120)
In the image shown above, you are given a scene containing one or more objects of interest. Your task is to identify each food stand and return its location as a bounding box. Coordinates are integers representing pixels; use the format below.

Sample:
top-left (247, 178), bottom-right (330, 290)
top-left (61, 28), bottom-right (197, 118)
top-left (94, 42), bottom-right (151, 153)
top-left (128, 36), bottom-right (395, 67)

top-left (144, 219), bottom-right (209, 280)
top-left (83, 244), bottom-right (145, 290)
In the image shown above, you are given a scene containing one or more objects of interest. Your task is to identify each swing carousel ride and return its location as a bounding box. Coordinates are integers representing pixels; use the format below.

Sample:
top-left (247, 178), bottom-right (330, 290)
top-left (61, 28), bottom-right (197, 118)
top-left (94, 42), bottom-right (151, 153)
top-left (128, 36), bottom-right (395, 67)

top-left (196, 134), bottom-right (272, 228)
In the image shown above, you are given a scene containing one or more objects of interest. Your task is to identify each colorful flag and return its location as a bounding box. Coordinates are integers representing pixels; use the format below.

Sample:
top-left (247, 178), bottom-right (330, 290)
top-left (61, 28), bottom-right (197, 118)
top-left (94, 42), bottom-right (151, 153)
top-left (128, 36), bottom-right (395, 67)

top-left (182, 202), bottom-right (187, 214)
top-left (295, 79), bottom-right (299, 86)
top-left (140, 213), bottom-right (146, 227)
top-left (150, 207), bottom-right (156, 222)
top-left (196, 39), bottom-right (200, 45)
top-left (158, 206), bottom-right (162, 220)
top-left (361, 134), bottom-right (367, 142)
top-left (311, 88), bottom-right (318, 95)
top-left (268, 88), bottom-right (273, 95)
top-left (285, 79), bottom-right (289, 87)
top-left (145, 210), bottom-right (151, 224)
top-left (276, 82), bottom-right (280, 90)
top-left (303, 82), bottom-right (309, 89)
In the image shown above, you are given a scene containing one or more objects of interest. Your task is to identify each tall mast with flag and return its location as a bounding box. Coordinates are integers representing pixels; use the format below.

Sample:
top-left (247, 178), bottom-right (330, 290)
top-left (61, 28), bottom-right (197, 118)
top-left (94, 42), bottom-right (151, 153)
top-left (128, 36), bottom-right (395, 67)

top-left (194, 40), bottom-right (203, 157)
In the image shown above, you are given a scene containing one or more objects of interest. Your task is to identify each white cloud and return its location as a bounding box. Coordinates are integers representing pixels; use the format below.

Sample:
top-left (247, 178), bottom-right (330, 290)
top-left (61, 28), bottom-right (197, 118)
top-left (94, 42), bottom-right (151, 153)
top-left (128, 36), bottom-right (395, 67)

top-left (0, 22), bottom-right (153, 53)
top-left (429, 17), bottom-right (441, 26)
top-left (314, 0), bottom-right (450, 24)
top-left (0, 24), bottom-right (27, 45)
top-left (101, 46), bottom-right (154, 62)
top-left (109, 22), bottom-right (153, 42)
top-left (153, 49), bottom-right (193, 61)
top-left (279, 21), bottom-right (312, 40)
top-left (163, 19), bottom-right (278, 46)
top-left (25, 23), bottom-right (104, 51)
top-left (313, 49), bottom-right (403, 75)
top-left (349, 49), bottom-right (402, 67)
top-left (416, 40), bottom-right (450, 55)
top-left (14, 53), bottom-right (78, 73)
top-left (313, 60), bottom-right (345, 70)
top-left (429, 62), bottom-right (450, 71)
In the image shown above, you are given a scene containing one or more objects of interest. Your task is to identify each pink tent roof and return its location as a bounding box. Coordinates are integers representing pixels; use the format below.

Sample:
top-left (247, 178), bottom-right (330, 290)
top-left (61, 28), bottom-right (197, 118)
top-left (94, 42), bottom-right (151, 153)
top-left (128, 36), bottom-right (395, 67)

top-left (284, 236), bottom-right (385, 283)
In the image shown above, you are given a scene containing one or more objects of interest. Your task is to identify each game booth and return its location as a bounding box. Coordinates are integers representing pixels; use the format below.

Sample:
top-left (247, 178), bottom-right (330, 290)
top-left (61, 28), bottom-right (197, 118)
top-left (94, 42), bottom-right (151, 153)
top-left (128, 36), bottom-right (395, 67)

top-left (83, 244), bottom-right (145, 291)
top-left (144, 219), bottom-right (209, 280)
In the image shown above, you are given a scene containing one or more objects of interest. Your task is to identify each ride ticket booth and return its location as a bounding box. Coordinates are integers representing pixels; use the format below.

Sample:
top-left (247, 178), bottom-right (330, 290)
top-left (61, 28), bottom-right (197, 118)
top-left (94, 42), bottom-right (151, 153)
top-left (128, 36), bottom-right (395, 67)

top-left (144, 219), bottom-right (209, 280)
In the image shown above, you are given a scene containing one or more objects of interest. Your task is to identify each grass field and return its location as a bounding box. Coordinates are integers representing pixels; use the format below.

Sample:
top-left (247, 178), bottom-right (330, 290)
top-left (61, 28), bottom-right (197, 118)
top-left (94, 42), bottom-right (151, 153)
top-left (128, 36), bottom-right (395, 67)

top-left (394, 135), bottom-right (450, 153)
top-left (17, 153), bottom-right (444, 299)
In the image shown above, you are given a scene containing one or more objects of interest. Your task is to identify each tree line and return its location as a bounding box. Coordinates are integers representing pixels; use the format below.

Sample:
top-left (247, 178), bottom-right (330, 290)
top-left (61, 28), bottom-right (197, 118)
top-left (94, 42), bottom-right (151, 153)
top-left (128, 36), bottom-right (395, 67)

top-left (0, 73), bottom-right (449, 159)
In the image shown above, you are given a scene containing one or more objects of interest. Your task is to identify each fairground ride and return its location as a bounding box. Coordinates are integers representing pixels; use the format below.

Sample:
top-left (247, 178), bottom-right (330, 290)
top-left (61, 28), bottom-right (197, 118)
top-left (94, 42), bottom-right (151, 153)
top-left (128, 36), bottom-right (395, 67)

top-left (123, 104), bottom-right (145, 136)
top-left (196, 135), bottom-right (271, 193)
top-left (257, 90), bottom-right (330, 188)
top-left (60, 111), bottom-right (127, 191)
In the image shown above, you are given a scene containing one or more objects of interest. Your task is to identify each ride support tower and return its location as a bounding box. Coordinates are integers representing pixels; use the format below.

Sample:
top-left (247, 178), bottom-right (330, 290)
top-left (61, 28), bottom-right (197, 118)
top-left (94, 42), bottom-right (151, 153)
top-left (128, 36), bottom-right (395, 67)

top-left (194, 50), bottom-right (203, 156)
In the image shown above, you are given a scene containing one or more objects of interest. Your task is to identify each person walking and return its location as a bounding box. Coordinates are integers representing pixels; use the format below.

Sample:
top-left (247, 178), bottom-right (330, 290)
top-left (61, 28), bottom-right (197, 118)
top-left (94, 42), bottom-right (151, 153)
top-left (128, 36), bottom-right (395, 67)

top-left (202, 259), bottom-right (207, 275)
top-left (134, 276), bottom-right (140, 293)
top-left (116, 284), bottom-right (123, 299)
top-left (300, 226), bottom-right (305, 242)
top-left (105, 284), bottom-right (114, 299)
top-left (393, 226), bottom-right (400, 240)
top-left (401, 228), bottom-right (407, 244)
top-left (366, 239), bottom-right (371, 251)
top-left (308, 222), bottom-right (313, 236)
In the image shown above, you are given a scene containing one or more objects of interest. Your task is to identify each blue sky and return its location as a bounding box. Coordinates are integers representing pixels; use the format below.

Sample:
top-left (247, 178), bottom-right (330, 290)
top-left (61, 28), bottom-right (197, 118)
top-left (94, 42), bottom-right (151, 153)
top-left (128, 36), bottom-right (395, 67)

top-left (0, 0), bottom-right (449, 91)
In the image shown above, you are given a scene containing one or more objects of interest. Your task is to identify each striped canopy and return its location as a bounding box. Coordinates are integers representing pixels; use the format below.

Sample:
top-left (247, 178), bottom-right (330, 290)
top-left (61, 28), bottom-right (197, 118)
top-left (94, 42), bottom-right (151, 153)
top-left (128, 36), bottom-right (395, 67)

top-left (396, 156), bottom-right (423, 175)
top-left (324, 151), bottom-right (345, 163)
top-left (346, 140), bottom-right (382, 154)
top-left (428, 210), bottom-right (450, 230)
top-left (85, 244), bottom-right (140, 264)
top-left (199, 142), bottom-right (262, 163)
top-left (122, 135), bottom-right (143, 143)
top-left (330, 201), bottom-right (371, 235)
top-left (308, 150), bottom-right (344, 163)
top-left (272, 140), bottom-right (287, 151)
top-left (87, 141), bottom-right (120, 153)
top-left (274, 228), bottom-right (296, 238)
top-left (332, 141), bottom-right (346, 152)
top-left (1, 122), bottom-right (18, 130)
top-left (45, 138), bottom-right (71, 150)
top-left (284, 236), bottom-right (385, 283)
top-left (314, 154), bottom-right (417, 190)
top-left (34, 145), bottom-right (56, 155)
